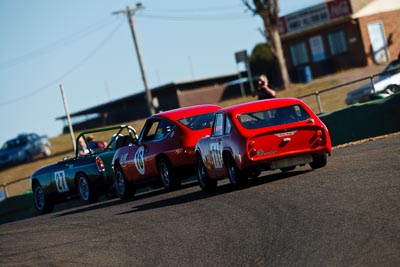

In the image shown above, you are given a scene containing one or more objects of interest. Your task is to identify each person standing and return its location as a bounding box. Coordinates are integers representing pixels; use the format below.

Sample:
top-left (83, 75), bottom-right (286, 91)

top-left (253, 74), bottom-right (276, 100)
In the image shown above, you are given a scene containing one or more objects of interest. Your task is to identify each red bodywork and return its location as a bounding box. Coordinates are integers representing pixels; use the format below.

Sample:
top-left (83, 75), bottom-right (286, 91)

top-left (112, 104), bottom-right (221, 183)
top-left (196, 98), bottom-right (332, 179)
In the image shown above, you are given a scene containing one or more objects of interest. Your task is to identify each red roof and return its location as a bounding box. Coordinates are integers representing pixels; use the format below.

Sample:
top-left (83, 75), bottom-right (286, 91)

top-left (153, 104), bottom-right (221, 121)
top-left (223, 98), bottom-right (306, 116)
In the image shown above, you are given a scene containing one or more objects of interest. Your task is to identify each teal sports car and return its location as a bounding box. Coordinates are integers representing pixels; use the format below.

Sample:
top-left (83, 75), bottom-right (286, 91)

top-left (30, 125), bottom-right (138, 214)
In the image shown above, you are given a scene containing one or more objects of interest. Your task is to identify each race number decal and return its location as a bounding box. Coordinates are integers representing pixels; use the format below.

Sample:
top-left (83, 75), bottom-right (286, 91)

top-left (210, 143), bottom-right (223, 169)
top-left (134, 146), bottom-right (145, 175)
top-left (54, 171), bottom-right (69, 193)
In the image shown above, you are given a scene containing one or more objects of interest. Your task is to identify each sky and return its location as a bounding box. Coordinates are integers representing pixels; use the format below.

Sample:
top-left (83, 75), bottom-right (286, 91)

top-left (0, 0), bottom-right (322, 145)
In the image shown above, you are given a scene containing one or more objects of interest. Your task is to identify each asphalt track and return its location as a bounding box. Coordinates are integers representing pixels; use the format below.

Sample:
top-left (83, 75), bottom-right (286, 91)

top-left (1, 135), bottom-right (399, 266)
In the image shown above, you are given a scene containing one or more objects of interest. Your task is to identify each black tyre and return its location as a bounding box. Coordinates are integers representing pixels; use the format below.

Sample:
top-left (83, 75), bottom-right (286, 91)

top-left (32, 183), bottom-right (54, 214)
top-left (114, 167), bottom-right (135, 200)
top-left (196, 154), bottom-right (217, 192)
top-left (77, 174), bottom-right (98, 204)
top-left (25, 152), bottom-right (32, 162)
top-left (310, 153), bottom-right (327, 169)
top-left (224, 154), bottom-right (246, 189)
top-left (158, 157), bottom-right (181, 190)
top-left (384, 84), bottom-right (400, 94)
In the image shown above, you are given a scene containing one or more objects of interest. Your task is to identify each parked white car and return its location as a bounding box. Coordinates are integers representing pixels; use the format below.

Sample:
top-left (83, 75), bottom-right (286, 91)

top-left (346, 59), bottom-right (400, 105)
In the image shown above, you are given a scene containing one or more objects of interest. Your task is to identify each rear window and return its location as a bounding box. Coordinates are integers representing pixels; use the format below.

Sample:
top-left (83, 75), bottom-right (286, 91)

top-left (178, 112), bottom-right (215, 130)
top-left (238, 105), bottom-right (310, 129)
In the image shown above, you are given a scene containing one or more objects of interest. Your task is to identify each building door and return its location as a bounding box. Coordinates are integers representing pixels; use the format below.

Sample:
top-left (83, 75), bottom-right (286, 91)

top-left (367, 22), bottom-right (389, 64)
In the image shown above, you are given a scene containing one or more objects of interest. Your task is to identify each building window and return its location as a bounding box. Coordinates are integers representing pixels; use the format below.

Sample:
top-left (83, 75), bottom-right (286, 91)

top-left (328, 31), bottom-right (347, 55)
top-left (309, 35), bottom-right (326, 62)
top-left (290, 42), bottom-right (309, 66)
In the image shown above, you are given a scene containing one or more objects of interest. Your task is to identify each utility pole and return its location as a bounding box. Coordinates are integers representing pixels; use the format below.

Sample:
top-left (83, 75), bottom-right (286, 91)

top-left (59, 84), bottom-right (76, 152)
top-left (113, 3), bottom-right (155, 115)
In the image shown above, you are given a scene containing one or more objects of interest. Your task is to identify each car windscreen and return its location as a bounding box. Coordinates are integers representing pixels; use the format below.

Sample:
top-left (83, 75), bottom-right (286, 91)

top-left (178, 112), bottom-right (215, 130)
top-left (379, 60), bottom-right (400, 79)
top-left (238, 105), bottom-right (310, 129)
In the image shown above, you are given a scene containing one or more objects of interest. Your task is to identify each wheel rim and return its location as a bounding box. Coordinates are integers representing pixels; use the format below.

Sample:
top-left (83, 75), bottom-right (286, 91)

top-left (79, 176), bottom-right (89, 201)
top-left (34, 186), bottom-right (45, 211)
top-left (197, 158), bottom-right (206, 188)
top-left (227, 157), bottom-right (237, 185)
top-left (115, 171), bottom-right (126, 196)
top-left (160, 161), bottom-right (170, 187)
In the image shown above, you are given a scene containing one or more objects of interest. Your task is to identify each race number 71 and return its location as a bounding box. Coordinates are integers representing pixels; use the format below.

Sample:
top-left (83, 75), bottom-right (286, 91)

top-left (55, 171), bottom-right (69, 193)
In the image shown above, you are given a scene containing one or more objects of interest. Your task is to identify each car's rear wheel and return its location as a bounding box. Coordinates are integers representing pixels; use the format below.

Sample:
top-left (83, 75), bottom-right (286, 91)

top-left (310, 153), bottom-right (327, 169)
top-left (196, 154), bottom-right (217, 192)
top-left (114, 167), bottom-right (135, 200)
top-left (32, 183), bottom-right (54, 214)
top-left (78, 174), bottom-right (98, 204)
top-left (224, 154), bottom-right (246, 189)
top-left (158, 157), bottom-right (181, 190)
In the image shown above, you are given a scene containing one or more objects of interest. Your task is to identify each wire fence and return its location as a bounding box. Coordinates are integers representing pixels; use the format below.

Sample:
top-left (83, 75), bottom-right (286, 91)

top-left (0, 176), bottom-right (30, 201)
top-left (298, 66), bottom-right (400, 114)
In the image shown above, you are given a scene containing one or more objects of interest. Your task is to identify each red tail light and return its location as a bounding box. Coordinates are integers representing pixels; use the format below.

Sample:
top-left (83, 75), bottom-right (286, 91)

top-left (96, 156), bottom-right (105, 171)
top-left (248, 140), bottom-right (257, 158)
top-left (316, 130), bottom-right (324, 145)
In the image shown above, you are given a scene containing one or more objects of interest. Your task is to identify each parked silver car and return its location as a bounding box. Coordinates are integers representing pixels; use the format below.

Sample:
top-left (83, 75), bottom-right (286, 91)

top-left (346, 59), bottom-right (400, 105)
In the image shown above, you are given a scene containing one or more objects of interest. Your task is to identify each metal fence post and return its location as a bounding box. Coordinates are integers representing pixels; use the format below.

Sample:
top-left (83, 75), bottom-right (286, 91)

top-left (370, 75), bottom-right (376, 93)
top-left (315, 91), bottom-right (323, 113)
top-left (0, 183), bottom-right (7, 201)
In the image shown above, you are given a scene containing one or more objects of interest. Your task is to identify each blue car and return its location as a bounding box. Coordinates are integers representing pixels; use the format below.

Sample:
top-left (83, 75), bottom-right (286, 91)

top-left (0, 133), bottom-right (51, 169)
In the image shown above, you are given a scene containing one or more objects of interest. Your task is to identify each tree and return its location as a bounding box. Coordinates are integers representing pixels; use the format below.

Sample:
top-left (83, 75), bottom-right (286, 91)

top-left (249, 43), bottom-right (282, 89)
top-left (242, 0), bottom-right (291, 90)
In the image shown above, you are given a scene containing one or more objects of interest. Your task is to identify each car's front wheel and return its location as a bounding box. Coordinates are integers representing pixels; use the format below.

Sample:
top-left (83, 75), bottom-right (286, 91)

top-left (114, 167), bottom-right (135, 200)
top-left (196, 154), bottom-right (217, 192)
top-left (42, 145), bottom-right (51, 157)
top-left (224, 154), bottom-right (246, 189)
top-left (158, 157), bottom-right (181, 190)
top-left (78, 174), bottom-right (98, 204)
top-left (32, 183), bottom-right (54, 214)
top-left (384, 84), bottom-right (400, 94)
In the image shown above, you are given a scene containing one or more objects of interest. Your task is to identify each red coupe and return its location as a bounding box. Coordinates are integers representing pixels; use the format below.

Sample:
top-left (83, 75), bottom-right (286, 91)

top-left (195, 98), bottom-right (332, 191)
top-left (112, 104), bottom-right (221, 199)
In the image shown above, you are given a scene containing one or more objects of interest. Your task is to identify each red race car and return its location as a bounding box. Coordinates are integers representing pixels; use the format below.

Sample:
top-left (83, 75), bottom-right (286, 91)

top-left (195, 98), bottom-right (332, 191)
top-left (112, 104), bottom-right (221, 199)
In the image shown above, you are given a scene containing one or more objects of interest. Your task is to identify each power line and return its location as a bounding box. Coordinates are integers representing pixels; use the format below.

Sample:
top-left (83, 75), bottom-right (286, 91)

top-left (137, 13), bottom-right (251, 21)
top-left (136, 5), bottom-right (252, 22)
top-left (0, 19), bottom-right (124, 107)
top-left (0, 16), bottom-right (120, 70)
top-left (146, 4), bottom-right (243, 13)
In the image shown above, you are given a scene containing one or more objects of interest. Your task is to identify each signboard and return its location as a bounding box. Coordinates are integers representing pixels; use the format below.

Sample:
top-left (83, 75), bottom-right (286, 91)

top-left (279, 0), bottom-right (352, 35)
top-left (235, 50), bottom-right (248, 63)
